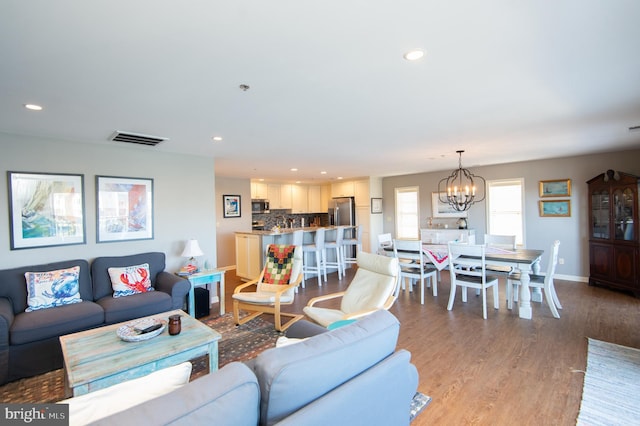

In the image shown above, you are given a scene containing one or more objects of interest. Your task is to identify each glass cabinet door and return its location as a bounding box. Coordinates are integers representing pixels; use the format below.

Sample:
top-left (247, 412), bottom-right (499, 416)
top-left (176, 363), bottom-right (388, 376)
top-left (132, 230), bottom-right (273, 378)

top-left (613, 188), bottom-right (634, 241)
top-left (591, 190), bottom-right (610, 239)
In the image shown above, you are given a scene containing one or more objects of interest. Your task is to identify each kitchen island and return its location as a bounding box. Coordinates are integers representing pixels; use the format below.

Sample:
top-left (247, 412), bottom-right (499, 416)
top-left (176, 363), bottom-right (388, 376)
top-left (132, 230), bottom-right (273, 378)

top-left (235, 226), bottom-right (352, 281)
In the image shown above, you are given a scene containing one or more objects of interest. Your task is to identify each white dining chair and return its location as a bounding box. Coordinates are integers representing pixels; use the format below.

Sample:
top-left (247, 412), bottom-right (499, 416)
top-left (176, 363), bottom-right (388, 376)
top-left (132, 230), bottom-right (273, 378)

top-left (393, 239), bottom-right (437, 304)
top-left (377, 233), bottom-right (393, 256)
top-left (507, 240), bottom-right (562, 318)
top-left (447, 242), bottom-right (500, 319)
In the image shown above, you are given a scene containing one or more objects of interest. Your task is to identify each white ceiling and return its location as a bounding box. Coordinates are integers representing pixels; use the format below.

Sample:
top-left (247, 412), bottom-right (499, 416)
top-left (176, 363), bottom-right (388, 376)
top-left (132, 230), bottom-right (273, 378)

top-left (1, 1), bottom-right (639, 183)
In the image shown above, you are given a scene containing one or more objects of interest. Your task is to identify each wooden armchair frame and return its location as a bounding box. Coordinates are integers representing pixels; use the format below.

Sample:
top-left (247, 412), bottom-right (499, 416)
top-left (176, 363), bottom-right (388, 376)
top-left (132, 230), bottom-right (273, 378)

top-left (233, 267), bottom-right (304, 332)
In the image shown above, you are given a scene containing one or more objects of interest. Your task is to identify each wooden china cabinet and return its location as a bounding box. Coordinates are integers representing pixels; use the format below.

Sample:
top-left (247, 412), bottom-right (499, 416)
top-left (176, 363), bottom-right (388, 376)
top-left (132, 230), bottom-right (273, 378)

top-left (587, 170), bottom-right (640, 296)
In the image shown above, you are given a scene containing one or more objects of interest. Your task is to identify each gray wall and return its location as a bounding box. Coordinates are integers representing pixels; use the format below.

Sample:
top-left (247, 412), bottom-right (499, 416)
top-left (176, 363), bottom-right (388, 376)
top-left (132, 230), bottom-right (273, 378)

top-left (0, 132), bottom-right (216, 272)
top-left (382, 148), bottom-right (640, 281)
top-left (215, 176), bottom-right (251, 267)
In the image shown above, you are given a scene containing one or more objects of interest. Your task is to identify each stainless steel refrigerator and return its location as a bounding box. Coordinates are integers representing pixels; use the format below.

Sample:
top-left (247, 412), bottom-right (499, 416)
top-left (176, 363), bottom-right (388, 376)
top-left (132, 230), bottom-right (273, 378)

top-left (329, 197), bottom-right (356, 256)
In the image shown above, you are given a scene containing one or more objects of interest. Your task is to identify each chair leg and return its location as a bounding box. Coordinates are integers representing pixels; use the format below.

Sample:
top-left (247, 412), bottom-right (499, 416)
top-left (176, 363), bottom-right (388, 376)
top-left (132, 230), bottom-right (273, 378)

top-left (431, 274), bottom-right (438, 297)
top-left (420, 278), bottom-right (425, 305)
top-left (493, 283), bottom-right (499, 310)
top-left (550, 282), bottom-right (562, 309)
top-left (447, 282), bottom-right (456, 311)
top-left (315, 251), bottom-right (322, 286)
top-left (544, 285), bottom-right (560, 318)
top-left (481, 288), bottom-right (488, 319)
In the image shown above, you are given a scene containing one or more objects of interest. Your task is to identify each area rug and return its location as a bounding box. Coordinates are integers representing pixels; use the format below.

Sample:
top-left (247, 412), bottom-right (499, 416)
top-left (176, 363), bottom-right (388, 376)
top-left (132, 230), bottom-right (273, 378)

top-left (0, 313), bottom-right (281, 404)
top-left (577, 338), bottom-right (640, 426)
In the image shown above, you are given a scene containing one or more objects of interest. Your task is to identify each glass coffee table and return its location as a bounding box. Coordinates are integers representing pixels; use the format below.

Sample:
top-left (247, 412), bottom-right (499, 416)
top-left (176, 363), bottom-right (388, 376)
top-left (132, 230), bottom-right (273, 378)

top-left (59, 309), bottom-right (221, 397)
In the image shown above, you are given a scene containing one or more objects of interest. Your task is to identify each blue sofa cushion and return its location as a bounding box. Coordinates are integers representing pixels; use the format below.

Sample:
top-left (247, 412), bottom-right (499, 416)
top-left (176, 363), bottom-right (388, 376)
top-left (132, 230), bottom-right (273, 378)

top-left (10, 301), bottom-right (104, 345)
top-left (0, 260), bottom-right (93, 314)
top-left (252, 309), bottom-right (400, 425)
top-left (91, 253), bottom-right (166, 301)
top-left (97, 291), bottom-right (172, 325)
top-left (87, 362), bottom-right (261, 426)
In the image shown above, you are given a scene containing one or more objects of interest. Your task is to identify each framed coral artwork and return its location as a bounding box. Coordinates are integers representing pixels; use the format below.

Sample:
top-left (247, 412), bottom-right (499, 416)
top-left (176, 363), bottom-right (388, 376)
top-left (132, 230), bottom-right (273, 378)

top-left (96, 176), bottom-right (154, 242)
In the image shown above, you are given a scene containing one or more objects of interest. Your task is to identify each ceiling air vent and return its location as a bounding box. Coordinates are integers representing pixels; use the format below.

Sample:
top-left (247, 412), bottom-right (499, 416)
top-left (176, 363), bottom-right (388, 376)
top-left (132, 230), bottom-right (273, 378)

top-left (110, 131), bottom-right (168, 147)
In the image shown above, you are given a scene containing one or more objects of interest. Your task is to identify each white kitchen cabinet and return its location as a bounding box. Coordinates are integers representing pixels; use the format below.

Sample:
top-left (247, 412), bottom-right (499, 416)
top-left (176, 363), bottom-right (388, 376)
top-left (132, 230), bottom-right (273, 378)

top-left (331, 181), bottom-right (354, 198)
top-left (280, 184), bottom-right (292, 209)
top-left (355, 206), bottom-right (371, 252)
top-left (291, 184), bottom-right (309, 213)
top-left (308, 185), bottom-right (322, 213)
top-left (354, 179), bottom-right (370, 207)
top-left (321, 185), bottom-right (330, 212)
top-left (267, 184), bottom-right (281, 209)
top-left (251, 182), bottom-right (268, 199)
top-left (235, 233), bottom-right (262, 280)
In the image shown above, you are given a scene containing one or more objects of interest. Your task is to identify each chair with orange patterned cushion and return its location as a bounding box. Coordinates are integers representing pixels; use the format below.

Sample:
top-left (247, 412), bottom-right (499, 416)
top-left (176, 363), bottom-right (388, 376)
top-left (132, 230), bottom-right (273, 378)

top-left (232, 244), bottom-right (304, 331)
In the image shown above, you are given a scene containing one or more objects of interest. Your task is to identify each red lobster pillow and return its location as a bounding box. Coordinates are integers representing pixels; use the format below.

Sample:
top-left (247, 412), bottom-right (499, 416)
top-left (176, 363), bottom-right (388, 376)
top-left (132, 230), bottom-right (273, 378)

top-left (108, 263), bottom-right (154, 298)
top-left (263, 245), bottom-right (296, 285)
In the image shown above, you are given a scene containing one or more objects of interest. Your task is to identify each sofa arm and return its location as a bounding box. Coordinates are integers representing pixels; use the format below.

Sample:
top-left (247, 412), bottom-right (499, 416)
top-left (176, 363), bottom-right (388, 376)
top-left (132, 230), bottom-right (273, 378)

top-left (155, 272), bottom-right (190, 310)
top-left (0, 298), bottom-right (14, 385)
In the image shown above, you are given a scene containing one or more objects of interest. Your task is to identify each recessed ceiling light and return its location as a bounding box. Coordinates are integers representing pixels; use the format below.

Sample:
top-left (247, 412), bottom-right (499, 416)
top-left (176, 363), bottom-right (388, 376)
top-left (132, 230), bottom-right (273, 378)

top-left (320, 171), bottom-right (327, 175)
top-left (337, 176), bottom-right (343, 180)
top-left (212, 136), bottom-right (223, 141)
top-left (24, 104), bottom-right (43, 111)
top-left (258, 178), bottom-right (264, 182)
top-left (290, 168), bottom-right (298, 172)
top-left (295, 181), bottom-right (301, 184)
top-left (403, 49), bottom-right (425, 61)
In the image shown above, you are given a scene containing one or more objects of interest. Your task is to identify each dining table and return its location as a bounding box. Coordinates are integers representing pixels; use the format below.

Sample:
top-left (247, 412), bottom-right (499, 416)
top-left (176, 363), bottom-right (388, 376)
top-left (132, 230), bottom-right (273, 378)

top-left (388, 243), bottom-right (545, 320)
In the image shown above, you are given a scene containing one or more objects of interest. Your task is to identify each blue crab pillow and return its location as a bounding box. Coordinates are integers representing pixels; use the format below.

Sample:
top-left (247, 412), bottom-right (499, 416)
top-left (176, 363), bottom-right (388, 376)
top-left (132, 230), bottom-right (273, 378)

top-left (24, 266), bottom-right (82, 312)
top-left (108, 263), bottom-right (153, 298)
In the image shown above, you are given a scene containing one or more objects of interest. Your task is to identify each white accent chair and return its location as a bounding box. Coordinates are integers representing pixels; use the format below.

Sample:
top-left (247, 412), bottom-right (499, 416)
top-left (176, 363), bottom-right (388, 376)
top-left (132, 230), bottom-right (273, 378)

top-left (447, 242), bottom-right (500, 319)
top-left (232, 244), bottom-right (304, 331)
top-left (302, 228), bottom-right (326, 286)
top-left (303, 252), bottom-right (400, 327)
top-left (507, 240), bottom-right (562, 318)
top-left (392, 239), bottom-right (437, 304)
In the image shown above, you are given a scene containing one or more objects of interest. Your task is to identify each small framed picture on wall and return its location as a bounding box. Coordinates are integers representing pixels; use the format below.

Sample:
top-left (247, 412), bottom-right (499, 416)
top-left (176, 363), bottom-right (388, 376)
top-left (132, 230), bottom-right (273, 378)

top-left (223, 194), bottom-right (241, 218)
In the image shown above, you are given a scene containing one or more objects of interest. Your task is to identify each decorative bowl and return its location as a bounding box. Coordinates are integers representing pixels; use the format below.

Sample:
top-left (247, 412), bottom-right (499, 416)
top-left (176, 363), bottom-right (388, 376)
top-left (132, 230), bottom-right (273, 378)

top-left (116, 318), bottom-right (166, 342)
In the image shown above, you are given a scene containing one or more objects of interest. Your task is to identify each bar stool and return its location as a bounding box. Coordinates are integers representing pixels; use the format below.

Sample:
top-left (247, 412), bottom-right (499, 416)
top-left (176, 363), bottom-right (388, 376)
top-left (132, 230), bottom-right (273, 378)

top-left (302, 228), bottom-right (325, 287)
top-left (323, 226), bottom-right (345, 280)
top-left (342, 225), bottom-right (363, 273)
top-left (291, 230), bottom-right (304, 289)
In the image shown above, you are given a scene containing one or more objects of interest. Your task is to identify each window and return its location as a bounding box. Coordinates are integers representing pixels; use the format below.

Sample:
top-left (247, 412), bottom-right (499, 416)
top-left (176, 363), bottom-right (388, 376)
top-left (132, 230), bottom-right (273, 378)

top-left (486, 179), bottom-right (525, 246)
top-left (395, 186), bottom-right (419, 239)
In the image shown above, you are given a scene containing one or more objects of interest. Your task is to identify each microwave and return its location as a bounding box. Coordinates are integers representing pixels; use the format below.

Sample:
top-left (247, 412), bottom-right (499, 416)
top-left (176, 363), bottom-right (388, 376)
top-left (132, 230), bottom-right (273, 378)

top-left (251, 199), bottom-right (270, 214)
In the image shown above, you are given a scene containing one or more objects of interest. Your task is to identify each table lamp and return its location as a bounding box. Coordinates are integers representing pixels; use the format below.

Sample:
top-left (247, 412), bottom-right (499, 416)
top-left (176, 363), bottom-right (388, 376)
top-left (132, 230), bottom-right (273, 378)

top-left (181, 239), bottom-right (204, 274)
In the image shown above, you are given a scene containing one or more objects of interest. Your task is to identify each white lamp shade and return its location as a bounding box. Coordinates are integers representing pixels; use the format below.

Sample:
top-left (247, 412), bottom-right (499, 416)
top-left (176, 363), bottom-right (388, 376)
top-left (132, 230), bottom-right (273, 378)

top-left (181, 239), bottom-right (204, 258)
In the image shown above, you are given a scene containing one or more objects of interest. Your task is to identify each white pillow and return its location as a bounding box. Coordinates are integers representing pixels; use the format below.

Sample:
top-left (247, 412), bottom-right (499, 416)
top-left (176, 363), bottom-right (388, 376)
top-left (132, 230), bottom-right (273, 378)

top-left (59, 362), bottom-right (192, 425)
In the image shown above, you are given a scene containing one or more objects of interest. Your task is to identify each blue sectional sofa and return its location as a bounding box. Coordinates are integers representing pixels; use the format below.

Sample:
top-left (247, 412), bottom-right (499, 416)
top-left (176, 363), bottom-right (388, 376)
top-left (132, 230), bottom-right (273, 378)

top-left (0, 252), bottom-right (190, 384)
top-left (90, 310), bottom-right (419, 426)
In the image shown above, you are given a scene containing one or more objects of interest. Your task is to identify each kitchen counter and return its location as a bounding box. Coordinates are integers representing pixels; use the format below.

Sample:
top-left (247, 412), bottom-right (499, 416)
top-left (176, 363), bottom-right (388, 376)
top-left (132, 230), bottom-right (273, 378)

top-left (235, 226), bottom-right (343, 236)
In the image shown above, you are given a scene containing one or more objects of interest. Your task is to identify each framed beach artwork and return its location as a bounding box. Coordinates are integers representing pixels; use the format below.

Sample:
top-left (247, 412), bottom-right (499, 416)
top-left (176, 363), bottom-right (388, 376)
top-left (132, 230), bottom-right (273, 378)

top-left (539, 179), bottom-right (571, 197)
top-left (96, 176), bottom-right (154, 242)
top-left (371, 198), bottom-right (383, 214)
top-left (223, 194), bottom-right (241, 218)
top-left (539, 200), bottom-right (571, 217)
top-left (7, 171), bottom-right (86, 250)
top-left (431, 192), bottom-right (468, 218)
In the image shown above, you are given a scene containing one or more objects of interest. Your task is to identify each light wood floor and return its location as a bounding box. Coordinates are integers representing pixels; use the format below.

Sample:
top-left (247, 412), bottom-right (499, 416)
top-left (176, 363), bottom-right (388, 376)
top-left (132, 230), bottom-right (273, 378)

top-left (220, 267), bottom-right (640, 426)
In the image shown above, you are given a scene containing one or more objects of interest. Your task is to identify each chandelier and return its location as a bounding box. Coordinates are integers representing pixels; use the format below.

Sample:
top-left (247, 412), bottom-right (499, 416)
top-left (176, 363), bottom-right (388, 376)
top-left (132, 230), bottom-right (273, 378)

top-left (437, 150), bottom-right (486, 212)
